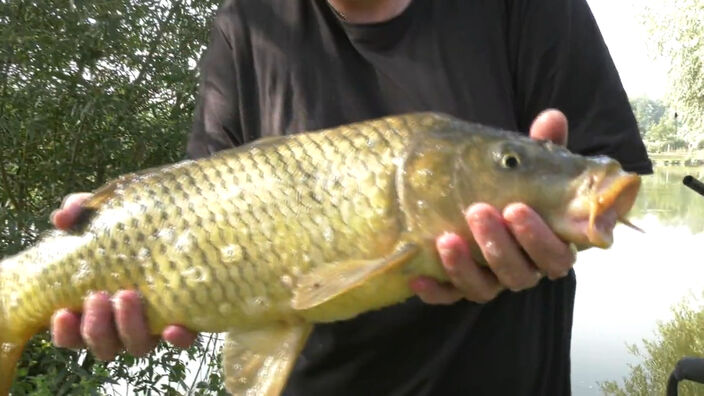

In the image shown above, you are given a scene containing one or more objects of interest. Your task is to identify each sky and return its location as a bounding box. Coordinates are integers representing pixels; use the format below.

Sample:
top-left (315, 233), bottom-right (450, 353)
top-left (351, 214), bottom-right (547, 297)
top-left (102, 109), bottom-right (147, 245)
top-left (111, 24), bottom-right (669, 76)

top-left (585, 0), bottom-right (670, 99)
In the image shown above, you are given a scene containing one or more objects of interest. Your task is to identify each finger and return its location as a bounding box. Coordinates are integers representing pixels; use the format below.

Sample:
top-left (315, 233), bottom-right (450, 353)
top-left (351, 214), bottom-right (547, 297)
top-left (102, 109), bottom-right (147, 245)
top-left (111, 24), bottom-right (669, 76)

top-left (529, 109), bottom-right (568, 146)
top-left (51, 309), bottom-right (86, 349)
top-left (410, 276), bottom-right (464, 305)
top-left (162, 325), bottom-right (198, 349)
top-left (503, 203), bottom-right (576, 280)
top-left (113, 290), bottom-right (159, 357)
top-left (436, 232), bottom-right (502, 303)
top-left (81, 292), bottom-right (123, 361)
top-left (466, 203), bottom-right (542, 291)
top-left (50, 192), bottom-right (92, 230)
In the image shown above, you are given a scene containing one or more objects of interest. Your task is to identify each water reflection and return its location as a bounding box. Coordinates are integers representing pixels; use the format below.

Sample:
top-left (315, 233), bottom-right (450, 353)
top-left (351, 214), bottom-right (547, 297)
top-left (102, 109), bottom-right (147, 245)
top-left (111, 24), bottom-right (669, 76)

top-left (571, 168), bottom-right (704, 395)
top-left (631, 168), bottom-right (704, 233)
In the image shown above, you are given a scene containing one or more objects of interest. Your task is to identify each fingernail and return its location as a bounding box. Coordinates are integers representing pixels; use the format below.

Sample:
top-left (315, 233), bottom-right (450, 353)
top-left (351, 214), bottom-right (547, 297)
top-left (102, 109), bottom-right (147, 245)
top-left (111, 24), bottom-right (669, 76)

top-left (506, 205), bottom-right (530, 224)
top-left (468, 211), bottom-right (485, 224)
top-left (437, 232), bottom-right (454, 248)
top-left (111, 294), bottom-right (122, 309)
top-left (469, 209), bottom-right (495, 228)
top-left (483, 239), bottom-right (500, 259)
top-left (87, 290), bottom-right (109, 301)
top-left (439, 247), bottom-right (458, 271)
top-left (438, 246), bottom-right (453, 258)
top-left (60, 194), bottom-right (74, 208)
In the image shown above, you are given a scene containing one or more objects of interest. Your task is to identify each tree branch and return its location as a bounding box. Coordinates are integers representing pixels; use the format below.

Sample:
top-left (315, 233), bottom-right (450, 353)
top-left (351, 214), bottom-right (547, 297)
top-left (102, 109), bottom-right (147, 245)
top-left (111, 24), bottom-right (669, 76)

top-left (132, 0), bottom-right (182, 88)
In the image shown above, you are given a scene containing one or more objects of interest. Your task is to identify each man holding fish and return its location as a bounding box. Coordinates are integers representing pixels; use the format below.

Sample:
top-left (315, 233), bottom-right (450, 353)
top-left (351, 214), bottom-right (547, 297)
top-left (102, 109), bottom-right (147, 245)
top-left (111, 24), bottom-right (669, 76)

top-left (49, 0), bottom-right (652, 394)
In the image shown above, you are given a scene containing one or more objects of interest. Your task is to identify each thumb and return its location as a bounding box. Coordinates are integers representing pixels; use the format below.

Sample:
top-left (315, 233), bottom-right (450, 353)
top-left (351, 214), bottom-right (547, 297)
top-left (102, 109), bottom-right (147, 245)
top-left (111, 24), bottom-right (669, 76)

top-left (529, 109), bottom-right (568, 147)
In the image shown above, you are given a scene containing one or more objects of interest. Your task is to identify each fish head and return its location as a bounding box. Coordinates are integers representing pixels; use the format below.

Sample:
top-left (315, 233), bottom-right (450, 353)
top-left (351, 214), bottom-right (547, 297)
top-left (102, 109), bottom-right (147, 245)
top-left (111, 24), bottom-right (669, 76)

top-left (452, 131), bottom-right (641, 249)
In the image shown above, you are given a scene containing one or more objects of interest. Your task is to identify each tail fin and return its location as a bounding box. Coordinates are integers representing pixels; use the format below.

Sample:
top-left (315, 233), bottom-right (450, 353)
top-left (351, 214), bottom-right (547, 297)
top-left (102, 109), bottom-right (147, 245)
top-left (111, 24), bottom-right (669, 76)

top-left (0, 231), bottom-right (92, 394)
top-left (0, 339), bottom-right (25, 396)
top-left (0, 251), bottom-right (39, 396)
top-left (1, 264), bottom-right (27, 396)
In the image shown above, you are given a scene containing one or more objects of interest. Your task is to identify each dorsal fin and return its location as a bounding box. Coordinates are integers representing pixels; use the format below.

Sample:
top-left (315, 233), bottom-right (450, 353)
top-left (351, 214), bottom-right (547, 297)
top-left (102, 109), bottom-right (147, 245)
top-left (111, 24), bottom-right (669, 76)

top-left (70, 164), bottom-right (168, 232)
top-left (82, 171), bottom-right (144, 211)
top-left (211, 135), bottom-right (290, 160)
top-left (80, 159), bottom-right (180, 211)
top-left (244, 134), bottom-right (289, 148)
top-left (66, 174), bottom-right (138, 233)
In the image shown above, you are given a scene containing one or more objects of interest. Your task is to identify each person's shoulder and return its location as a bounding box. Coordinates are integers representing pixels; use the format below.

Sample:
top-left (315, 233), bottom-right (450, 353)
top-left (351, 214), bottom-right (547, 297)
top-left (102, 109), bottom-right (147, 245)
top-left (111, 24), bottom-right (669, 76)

top-left (214, 0), bottom-right (259, 28)
top-left (213, 0), bottom-right (312, 43)
top-left (217, 0), bottom-right (265, 17)
top-left (215, 0), bottom-right (305, 27)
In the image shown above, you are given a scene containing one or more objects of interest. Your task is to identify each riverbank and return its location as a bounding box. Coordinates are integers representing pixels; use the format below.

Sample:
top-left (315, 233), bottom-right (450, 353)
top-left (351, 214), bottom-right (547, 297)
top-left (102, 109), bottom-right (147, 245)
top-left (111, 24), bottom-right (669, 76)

top-left (648, 151), bottom-right (704, 168)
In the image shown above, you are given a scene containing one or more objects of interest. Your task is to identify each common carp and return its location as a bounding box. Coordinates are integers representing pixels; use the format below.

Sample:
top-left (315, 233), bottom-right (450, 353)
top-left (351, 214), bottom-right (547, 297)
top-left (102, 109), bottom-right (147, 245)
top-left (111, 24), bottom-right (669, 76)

top-left (0, 112), bottom-right (641, 395)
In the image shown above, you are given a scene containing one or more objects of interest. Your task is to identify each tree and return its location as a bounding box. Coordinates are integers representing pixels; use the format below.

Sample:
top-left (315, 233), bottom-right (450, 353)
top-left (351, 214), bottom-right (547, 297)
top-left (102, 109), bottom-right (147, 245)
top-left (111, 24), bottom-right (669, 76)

top-left (0, 0), bottom-right (227, 392)
top-left (643, 0), bottom-right (704, 137)
top-left (649, 116), bottom-right (686, 151)
top-left (630, 97), bottom-right (667, 139)
top-left (629, 97), bottom-right (685, 152)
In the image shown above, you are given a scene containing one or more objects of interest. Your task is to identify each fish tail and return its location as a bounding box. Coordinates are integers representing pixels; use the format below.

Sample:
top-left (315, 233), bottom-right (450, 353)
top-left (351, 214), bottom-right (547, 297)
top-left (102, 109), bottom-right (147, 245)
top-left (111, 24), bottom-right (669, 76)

top-left (0, 231), bottom-right (88, 395)
top-left (0, 336), bottom-right (27, 396)
top-left (0, 263), bottom-right (29, 396)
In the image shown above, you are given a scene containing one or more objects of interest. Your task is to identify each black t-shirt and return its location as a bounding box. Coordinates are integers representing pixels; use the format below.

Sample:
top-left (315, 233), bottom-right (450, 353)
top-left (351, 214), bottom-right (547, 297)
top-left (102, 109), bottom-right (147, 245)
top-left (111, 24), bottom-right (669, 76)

top-left (187, 1), bottom-right (652, 395)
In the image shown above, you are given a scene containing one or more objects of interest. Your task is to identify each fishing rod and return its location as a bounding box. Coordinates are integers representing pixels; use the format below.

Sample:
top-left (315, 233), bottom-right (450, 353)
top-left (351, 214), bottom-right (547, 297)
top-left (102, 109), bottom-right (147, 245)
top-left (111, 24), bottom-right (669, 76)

top-left (667, 357), bottom-right (704, 396)
top-left (683, 175), bottom-right (704, 197)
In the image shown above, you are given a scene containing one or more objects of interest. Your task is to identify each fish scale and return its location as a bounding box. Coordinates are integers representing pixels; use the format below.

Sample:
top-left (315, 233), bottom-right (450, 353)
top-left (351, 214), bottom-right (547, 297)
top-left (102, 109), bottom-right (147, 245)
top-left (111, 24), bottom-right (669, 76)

top-left (29, 122), bottom-right (380, 324)
top-left (0, 113), bottom-right (642, 395)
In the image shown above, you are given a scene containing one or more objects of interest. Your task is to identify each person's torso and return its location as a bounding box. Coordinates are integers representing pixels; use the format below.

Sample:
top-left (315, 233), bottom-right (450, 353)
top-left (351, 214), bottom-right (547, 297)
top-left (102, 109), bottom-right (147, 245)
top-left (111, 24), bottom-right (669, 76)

top-left (217, 1), bottom-right (576, 394)
top-left (230, 0), bottom-right (522, 141)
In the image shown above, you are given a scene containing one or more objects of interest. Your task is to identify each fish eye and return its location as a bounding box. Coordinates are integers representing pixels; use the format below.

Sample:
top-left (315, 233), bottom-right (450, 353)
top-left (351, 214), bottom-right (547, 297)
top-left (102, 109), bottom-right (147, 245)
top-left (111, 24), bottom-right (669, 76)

top-left (501, 153), bottom-right (521, 169)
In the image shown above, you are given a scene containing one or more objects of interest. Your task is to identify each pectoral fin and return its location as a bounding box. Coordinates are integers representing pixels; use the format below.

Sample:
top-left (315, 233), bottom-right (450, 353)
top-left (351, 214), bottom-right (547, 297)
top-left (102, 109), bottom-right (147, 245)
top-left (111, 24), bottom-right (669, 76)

top-left (292, 242), bottom-right (419, 310)
top-left (223, 323), bottom-right (312, 396)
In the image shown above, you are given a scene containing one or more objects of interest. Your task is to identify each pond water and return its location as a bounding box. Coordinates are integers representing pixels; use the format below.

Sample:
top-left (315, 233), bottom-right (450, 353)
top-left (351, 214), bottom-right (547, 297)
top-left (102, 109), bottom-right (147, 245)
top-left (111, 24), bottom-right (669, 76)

top-left (571, 167), bottom-right (704, 394)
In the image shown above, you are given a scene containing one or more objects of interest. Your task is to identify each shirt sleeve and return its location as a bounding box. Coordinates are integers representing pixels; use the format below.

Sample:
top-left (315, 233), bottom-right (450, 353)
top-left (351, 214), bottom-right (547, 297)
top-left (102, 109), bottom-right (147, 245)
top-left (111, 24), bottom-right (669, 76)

top-left (187, 14), bottom-right (244, 159)
top-left (507, 0), bottom-right (653, 174)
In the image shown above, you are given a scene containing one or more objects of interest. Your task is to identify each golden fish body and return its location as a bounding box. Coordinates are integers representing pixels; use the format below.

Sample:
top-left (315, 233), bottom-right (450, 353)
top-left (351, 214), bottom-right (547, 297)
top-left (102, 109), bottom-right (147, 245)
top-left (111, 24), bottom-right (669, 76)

top-left (0, 113), bottom-right (641, 395)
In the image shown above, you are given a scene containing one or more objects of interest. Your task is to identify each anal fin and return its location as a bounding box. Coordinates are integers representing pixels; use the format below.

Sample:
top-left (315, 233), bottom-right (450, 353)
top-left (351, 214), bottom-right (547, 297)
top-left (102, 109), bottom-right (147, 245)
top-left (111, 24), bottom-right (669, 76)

top-left (223, 323), bottom-right (312, 396)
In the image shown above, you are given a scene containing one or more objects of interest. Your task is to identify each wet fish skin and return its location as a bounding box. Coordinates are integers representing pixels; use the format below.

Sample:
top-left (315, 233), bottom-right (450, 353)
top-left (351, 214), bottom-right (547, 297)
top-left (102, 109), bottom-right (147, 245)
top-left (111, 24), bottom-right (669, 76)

top-left (0, 112), bottom-right (640, 395)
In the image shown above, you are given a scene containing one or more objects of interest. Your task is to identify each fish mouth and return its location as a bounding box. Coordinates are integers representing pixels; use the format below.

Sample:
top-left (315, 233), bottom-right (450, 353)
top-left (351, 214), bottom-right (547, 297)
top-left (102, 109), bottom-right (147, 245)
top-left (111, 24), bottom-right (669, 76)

top-left (563, 169), bottom-right (641, 249)
top-left (586, 172), bottom-right (641, 247)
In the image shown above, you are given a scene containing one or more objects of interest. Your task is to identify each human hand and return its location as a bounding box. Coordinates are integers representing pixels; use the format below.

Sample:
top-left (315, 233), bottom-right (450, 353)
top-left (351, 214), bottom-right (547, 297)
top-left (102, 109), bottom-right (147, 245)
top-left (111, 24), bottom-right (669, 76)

top-left (410, 109), bottom-right (577, 304)
top-left (49, 193), bottom-right (198, 360)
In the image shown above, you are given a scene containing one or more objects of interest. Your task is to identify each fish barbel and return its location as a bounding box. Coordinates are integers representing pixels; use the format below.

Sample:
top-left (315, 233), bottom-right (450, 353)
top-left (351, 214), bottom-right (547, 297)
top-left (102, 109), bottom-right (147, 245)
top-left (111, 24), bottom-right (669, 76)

top-left (0, 113), bottom-right (641, 395)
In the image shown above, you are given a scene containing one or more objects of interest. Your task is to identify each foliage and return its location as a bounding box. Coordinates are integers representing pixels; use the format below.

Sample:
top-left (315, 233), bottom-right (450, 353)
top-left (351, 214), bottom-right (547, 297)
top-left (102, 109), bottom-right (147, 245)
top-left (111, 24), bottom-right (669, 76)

top-left (0, 0), bottom-right (227, 393)
top-left (629, 97), bottom-right (685, 152)
top-left (643, 0), bottom-right (704, 138)
top-left (630, 97), bottom-right (668, 138)
top-left (647, 117), bottom-right (688, 152)
top-left (600, 294), bottom-right (704, 395)
top-left (648, 117), bottom-right (678, 143)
